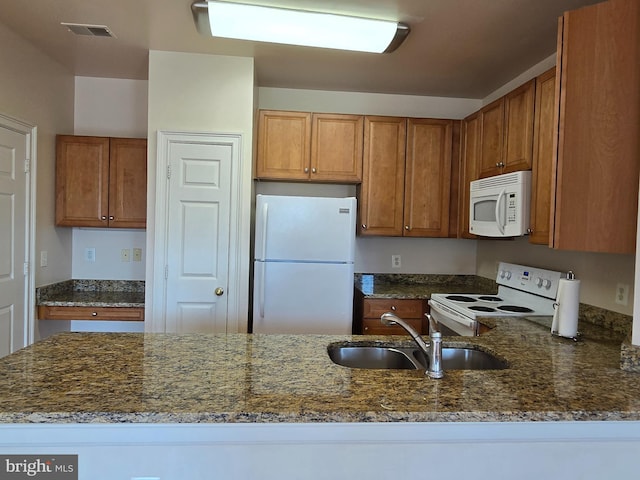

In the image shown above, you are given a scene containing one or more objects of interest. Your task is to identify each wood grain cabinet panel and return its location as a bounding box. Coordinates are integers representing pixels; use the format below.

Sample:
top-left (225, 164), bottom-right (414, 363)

top-left (255, 110), bottom-right (363, 183)
top-left (551, 0), bottom-right (639, 254)
top-left (478, 98), bottom-right (505, 178)
top-left (359, 116), bottom-right (407, 236)
top-left (56, 135), bottom-right (147, 228)
top-left (459, 112), bottom-right (480, 239)
top-left (359, 298), bottom-right (426, 335)
top-left (529, 67), bottom-right (556, 245)
top-left (38, 306), bottom-right (144, 321)
top-left (404, 119), bottom-right (453, 237)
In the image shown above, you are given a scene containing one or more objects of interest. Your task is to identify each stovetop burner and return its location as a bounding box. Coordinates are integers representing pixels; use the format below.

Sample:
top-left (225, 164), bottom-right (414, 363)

top-left (445, 295), bottom-right (476, 302)
top-left (478, 296), bottom-right (502, 302)
top-left (469, 306), bottom-right (496, 312)
top-left (497, 305), bottom-right (534, 313)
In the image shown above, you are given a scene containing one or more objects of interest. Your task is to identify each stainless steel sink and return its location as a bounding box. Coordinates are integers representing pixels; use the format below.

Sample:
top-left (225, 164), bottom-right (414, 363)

top-left (327, 344), bottom-right (508, 371)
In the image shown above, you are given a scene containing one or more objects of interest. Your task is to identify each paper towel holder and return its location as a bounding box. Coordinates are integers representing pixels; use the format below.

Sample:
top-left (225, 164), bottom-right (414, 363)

top-left (551, 270), bottom-right (582, 342)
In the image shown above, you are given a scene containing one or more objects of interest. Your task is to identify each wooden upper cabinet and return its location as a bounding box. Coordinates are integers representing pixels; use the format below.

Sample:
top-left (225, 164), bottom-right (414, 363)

top-left (478, 98), bottom-right (505, 178)
top-left (256, 110), bottom-right (311, 181)
top-left (255, 110), bottom-right (363, 183)
top-left (459, 112), bottom-right (480, 239)
top-left (502, 79), bottom-right (535, 172)
top-left (529, 67), bottom-right (556, 245)
top-left (551, 0), bottom-right (640, 254)
top-left (56, 136), bottom-right (147, 229)
top-left (404, 118), bottom-right (453, 237)
top-left (359, 116), bottom-right (407, 236)
top-left (311, 113), bottom-right (363, 182)
top-left (478, 79), bottom-right (535, 179)
top-left (108, 138), bottom-right (148, 228)
top-left (56, 136), bottom-right (109, 227)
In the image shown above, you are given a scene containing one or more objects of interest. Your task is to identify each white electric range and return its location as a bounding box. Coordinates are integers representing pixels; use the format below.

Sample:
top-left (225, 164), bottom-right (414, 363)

top-left (428, 262), bottom-right (563, 336)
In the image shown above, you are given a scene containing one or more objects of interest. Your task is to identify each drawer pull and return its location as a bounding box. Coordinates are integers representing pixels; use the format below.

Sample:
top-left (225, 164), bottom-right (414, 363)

top-left (391, 305), bottom-right (396, 311)
top-left (91, 312), bottom-right (97, 316)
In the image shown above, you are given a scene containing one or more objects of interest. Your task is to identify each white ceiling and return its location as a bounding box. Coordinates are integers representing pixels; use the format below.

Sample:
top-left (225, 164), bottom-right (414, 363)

top-left (0, 0), bottom-right (601, 99)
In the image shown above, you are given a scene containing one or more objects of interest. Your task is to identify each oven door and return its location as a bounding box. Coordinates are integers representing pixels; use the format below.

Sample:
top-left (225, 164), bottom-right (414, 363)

top-left (428, 300), bottom-right (477, 336)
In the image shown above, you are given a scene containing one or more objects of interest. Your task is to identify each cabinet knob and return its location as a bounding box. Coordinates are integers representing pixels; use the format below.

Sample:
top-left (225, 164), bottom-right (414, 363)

top-left (527, 228), bottom-right (533, 234)
top-left (391, 305), bottom-right (396, 311)
top-left (405, 225), bottom-right (410, 230)
top-left (361, 224), bottom-right (367, 229)
top-left (109, 216), bottom-right (114, 220)
top-left (311, 167), bottom-right (317, 173)
top-left (304, 167), bottom-right (309, 173)
top-left (101, 216), bottom-right (107, 220)
top-left (91, 312), bottom-right (97, 316)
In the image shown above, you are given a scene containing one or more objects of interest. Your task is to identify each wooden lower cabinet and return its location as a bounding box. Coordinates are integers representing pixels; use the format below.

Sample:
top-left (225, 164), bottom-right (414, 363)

top-left (353, 293), bottom-right (426, 335)
top-left (38, 306), bottom-right (144, 321)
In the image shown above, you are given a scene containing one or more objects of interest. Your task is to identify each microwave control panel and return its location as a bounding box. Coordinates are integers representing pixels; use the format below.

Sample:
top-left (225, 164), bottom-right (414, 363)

top-left (506, 193), bottom-right (517, 223)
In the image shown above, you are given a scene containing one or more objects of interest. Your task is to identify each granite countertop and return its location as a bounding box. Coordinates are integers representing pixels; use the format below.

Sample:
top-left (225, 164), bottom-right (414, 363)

top-left (37, 280), bottom-right (145, 308)
top-left (1, 314), bottom-right (639, 424)
top-left (355, 273), bottom-right (497, 299)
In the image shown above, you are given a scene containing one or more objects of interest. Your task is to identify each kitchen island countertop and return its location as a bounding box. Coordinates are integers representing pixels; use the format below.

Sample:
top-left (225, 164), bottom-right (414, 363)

top-left (1, 314), bottom-right (639, 424)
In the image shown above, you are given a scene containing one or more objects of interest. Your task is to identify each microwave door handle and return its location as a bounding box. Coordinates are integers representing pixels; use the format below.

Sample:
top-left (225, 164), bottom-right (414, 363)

top-left (495, 188), bottom-right (506, 235)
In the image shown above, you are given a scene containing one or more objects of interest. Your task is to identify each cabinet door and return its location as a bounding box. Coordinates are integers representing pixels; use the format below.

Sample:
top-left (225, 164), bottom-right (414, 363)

top-left (55, 135), bottom-right (110, 227)
top-left (359, 116), bottom-right (406, 236)
top-left (108, 138), bottom-right (147, 228)
top-left (529, 68), bottom-right (556, 245)
top-left (256, 110), bottom-right (311, 181)
top-left (310, 113), bottom-right (363, 183)
top-left (404, 118), bottom-right (452, 237)
top-left (552, 0), bottom-right (639, 254)
top-left (502, 79), bottom-right (535, 172)
top-left (459, 113), bottom-right (480, 238)
top-left (478, 98), bottom-right (505, 178)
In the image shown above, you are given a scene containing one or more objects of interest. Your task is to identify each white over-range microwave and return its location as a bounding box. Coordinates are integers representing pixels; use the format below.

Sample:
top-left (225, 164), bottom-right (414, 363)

top-left (469, 170), bottom-right (531, 237)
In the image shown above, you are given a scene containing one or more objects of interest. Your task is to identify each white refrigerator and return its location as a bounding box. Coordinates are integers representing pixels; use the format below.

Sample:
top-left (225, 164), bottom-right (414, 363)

top-left (252, 194), bottom-right (357, 334)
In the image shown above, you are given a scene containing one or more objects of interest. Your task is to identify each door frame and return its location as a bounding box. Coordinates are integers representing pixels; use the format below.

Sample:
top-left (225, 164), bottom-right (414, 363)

top-left (0, 113), bottom-right (37, 348)
top-left (149, 131), bottom-right (246, 333)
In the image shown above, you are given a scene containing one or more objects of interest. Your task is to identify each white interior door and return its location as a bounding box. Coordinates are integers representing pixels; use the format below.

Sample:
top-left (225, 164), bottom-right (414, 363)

top-left (157, 134), bottom-right (239, 333)
top-left (0, 115), bottom-right (35, 357)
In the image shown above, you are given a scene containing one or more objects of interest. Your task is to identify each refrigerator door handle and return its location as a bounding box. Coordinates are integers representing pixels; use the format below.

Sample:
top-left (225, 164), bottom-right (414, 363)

top-left (257, 261), bottom-right (266, 318)
top-left (259, 201), bottom-right (269, 259)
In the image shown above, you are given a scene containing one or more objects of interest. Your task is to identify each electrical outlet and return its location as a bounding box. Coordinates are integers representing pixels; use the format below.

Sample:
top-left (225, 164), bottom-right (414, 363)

top-left (132, 247), bottom-right (142, 262)
top-left (391, 254), bottom-right (401, 269)
top-left (615, 283), bottom-right (630, 306)
top-left (121, 248), bottom-right (130, 262)
top-left (85, 247), bottom-right (96, 262)
top-left (40, 251), bottom-right (48, 267)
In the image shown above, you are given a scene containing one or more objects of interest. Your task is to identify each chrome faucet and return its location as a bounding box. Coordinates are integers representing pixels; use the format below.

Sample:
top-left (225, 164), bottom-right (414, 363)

top-left (380, 312), bottom-right (444, 379)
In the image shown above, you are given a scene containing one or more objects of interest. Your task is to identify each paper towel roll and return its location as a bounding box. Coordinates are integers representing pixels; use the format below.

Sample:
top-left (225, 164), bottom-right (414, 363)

top-left (551, 276), bottom-right (580, 338)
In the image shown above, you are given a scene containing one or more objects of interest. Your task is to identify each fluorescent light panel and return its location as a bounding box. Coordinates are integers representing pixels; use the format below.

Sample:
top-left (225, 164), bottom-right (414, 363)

top-left (204, 1), bottom-right (406, 53)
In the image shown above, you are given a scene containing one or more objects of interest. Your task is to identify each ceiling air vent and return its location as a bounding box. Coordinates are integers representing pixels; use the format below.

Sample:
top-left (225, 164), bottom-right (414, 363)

top-left (61, 23), bottom-right (115, 38)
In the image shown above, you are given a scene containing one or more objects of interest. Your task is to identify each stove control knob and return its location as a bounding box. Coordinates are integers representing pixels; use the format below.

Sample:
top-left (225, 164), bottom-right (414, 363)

top-left (543, 279), bottom-right (552, 289)
top-left (505, 271), bottom-right (512, 280)
top-left (536, 277), bottom-right (543, 287)
top-left (499, 270), bottom-right (505, 278)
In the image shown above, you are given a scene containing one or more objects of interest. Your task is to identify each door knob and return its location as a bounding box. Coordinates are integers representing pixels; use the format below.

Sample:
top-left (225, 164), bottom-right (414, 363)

top-left (215, 287), bottom-right (224, 296)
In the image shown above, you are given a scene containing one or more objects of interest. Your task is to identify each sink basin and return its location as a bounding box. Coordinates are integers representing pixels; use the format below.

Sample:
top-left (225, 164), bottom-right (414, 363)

top-left (327, 344), bottom-right (508, 371)
top-left (327, 346), bottom-right (423, 370)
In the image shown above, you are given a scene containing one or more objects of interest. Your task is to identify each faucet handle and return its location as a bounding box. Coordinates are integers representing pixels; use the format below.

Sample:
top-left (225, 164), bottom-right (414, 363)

top-left (426, 313), bottom-right (441, 337)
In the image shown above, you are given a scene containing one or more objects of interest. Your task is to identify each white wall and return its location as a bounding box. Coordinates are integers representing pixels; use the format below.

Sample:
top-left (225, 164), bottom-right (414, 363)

top-left (257, 87), bottom-right (480, 274)
top-left (72, 76), bottom-right (149, 281)
top-left (0, 21), bottom-right (75, 288)
top-left (146, 51), bottom-right (255, 331)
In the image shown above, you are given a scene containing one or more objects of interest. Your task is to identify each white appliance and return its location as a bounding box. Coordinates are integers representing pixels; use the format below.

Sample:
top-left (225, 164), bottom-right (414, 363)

top-left (469, 170), bottom-right (531, 237)
top-left (252, 194), bottom-right (357, 334)
top-left (428, 262), bottom-right (563, 336)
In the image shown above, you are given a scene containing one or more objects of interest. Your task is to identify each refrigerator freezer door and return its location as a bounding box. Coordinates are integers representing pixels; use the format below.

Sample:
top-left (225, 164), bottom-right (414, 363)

top-left (253, 261), bottom-right (354, 334)
top-left (254, 195), bottom-right (356, 262)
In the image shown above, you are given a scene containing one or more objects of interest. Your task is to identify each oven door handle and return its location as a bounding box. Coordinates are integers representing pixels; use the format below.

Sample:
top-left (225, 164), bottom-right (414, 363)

top-left (428, 300), bottom-right (477, 334)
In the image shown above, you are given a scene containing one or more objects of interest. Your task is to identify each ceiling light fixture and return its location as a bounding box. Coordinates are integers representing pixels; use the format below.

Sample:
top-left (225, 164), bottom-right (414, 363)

top-left (191, 1), bottom-right (410, 53)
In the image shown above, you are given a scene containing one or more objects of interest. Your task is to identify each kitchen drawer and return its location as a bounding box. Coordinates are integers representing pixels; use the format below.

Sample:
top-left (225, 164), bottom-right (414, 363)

top-left (362, 298), bottom-right (424, 319)
top-left (38, 306), bottom-right (144, 321)
top-left (362, 318), bottom-right (423, 335)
